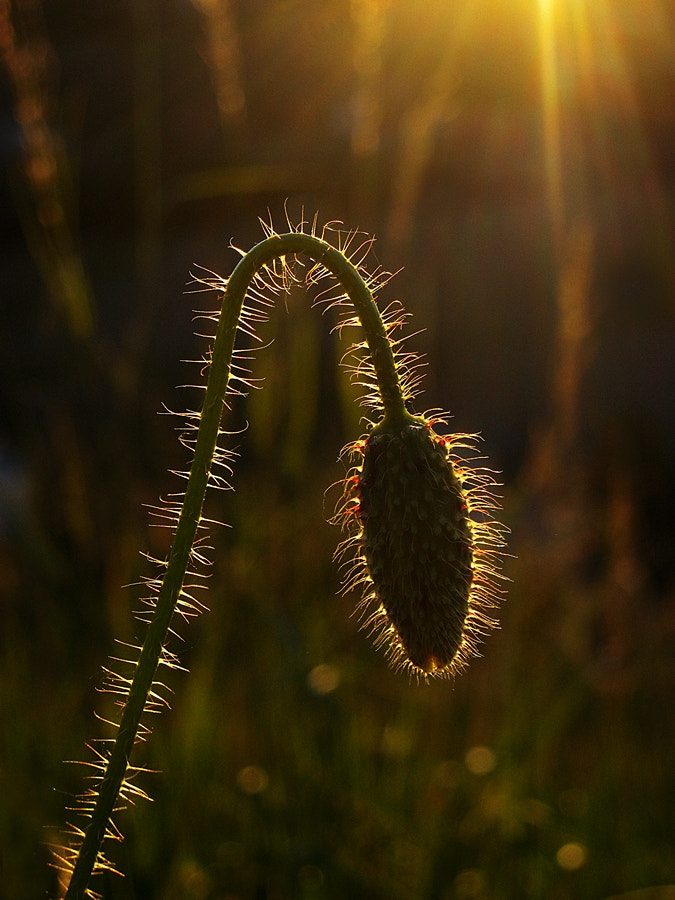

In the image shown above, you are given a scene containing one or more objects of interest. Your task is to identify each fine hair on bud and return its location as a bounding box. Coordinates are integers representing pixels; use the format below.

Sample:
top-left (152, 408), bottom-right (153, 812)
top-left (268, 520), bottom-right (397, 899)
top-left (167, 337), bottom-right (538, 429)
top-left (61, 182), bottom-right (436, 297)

top-left (338, 415), bottom-right (505, 680)
top-left (52, 213), bottom-right (508, 900)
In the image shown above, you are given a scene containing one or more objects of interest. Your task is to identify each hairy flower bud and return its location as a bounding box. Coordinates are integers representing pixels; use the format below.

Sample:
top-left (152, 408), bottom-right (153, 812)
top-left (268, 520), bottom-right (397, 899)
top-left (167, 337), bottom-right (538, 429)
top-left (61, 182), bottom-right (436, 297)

top-left (341, 416), bottom-right (503, 679)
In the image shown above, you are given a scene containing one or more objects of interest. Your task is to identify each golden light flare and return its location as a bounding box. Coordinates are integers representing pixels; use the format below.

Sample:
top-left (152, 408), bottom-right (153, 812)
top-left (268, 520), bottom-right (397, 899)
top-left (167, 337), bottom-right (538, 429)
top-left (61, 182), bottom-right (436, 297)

top-left (538, 0), bottom-right (564, 248)
top-left (535, 0), bottom-right (671, 253)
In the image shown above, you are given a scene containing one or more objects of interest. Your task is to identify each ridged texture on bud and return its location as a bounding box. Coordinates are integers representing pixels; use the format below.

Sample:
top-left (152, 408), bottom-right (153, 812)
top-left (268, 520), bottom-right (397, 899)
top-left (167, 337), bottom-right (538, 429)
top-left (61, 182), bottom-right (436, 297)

top-left (339, 417), bottom-right (503, 679)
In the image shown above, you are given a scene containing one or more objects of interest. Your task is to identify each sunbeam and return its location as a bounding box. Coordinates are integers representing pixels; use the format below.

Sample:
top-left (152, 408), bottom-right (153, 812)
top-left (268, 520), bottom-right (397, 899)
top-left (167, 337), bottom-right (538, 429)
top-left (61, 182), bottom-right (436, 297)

top-left (536, 0), bottom-right (674, 265)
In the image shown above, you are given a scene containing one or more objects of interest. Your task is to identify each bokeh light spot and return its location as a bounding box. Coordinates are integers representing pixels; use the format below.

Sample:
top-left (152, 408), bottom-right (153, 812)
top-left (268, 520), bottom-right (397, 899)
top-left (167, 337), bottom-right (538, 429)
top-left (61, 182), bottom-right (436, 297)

top-left (464, 745), bottom-right (497, 775)
top-left (236, 765), bottom-right (269, 795)
top-left (307, 663), bottom-right (340, 694)
top-left (454, 867), bottom-right (488, 898)
top-left (298, 864), bottom-right (324, 890)
top-left (556, 841), bottom-right (587, 870)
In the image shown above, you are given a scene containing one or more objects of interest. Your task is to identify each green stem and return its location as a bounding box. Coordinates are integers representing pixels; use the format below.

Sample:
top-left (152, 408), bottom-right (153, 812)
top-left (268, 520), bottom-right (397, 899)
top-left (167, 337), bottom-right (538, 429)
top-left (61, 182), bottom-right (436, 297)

top-left (62, 232), bottom-right (408, 900)
top-left (223, 233), bottom-right (411, 423)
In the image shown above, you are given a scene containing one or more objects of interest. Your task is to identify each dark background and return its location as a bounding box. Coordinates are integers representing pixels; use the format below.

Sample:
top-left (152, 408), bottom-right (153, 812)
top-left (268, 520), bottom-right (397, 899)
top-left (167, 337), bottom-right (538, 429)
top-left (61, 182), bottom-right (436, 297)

top-left (1, 1), bottom-right (674, 898)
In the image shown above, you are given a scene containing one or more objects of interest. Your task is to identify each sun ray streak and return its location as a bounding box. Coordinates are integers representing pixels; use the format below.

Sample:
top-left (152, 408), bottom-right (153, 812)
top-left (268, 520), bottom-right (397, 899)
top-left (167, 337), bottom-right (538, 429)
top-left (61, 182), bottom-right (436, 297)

top-left (538, 0), bottom-right (565, 252)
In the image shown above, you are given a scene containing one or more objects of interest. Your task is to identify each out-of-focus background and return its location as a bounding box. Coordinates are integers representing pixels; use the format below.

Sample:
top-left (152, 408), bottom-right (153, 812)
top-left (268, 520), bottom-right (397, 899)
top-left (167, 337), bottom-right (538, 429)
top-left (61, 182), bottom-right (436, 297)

top-left (1, 1), bottom-right (674, 898)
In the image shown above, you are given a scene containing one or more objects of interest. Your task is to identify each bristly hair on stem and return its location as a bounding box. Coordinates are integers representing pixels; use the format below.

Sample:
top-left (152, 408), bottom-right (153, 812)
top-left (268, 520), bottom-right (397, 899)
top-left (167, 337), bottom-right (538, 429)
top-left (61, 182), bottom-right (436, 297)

top-left (51, 212), bottom-right (507, 899)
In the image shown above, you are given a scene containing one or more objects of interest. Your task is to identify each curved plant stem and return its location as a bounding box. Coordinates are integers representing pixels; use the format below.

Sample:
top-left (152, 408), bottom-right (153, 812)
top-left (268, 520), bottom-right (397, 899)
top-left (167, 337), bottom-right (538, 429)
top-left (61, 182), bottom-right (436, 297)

top-left (63, 232), bottom-right (410, 900)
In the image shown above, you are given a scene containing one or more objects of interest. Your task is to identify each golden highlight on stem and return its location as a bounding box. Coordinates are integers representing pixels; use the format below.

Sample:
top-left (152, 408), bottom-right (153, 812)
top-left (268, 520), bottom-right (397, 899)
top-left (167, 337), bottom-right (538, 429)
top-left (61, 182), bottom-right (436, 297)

top-left (58, 229), bottom-right (415, 900)
top-left (57, 222), bottom-right (506, 898)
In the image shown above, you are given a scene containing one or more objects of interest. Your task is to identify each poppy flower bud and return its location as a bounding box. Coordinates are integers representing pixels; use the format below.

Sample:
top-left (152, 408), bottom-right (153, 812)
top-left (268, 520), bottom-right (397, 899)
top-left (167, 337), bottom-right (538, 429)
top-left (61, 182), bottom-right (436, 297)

top-left (342, 416), bottom-right (503, 678)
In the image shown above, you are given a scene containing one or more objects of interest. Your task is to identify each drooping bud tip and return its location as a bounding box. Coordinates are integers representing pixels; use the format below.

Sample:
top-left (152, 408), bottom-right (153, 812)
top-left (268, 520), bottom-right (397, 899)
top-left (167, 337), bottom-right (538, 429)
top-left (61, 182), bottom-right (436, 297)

top-left (339, 416), bottom-right (505, 680)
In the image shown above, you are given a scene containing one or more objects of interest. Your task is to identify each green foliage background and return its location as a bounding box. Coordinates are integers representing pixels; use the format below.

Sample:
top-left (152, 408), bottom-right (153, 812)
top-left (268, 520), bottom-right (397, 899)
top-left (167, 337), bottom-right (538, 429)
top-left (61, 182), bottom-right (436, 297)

top-left (1, 1), bottom-right (674, 897)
